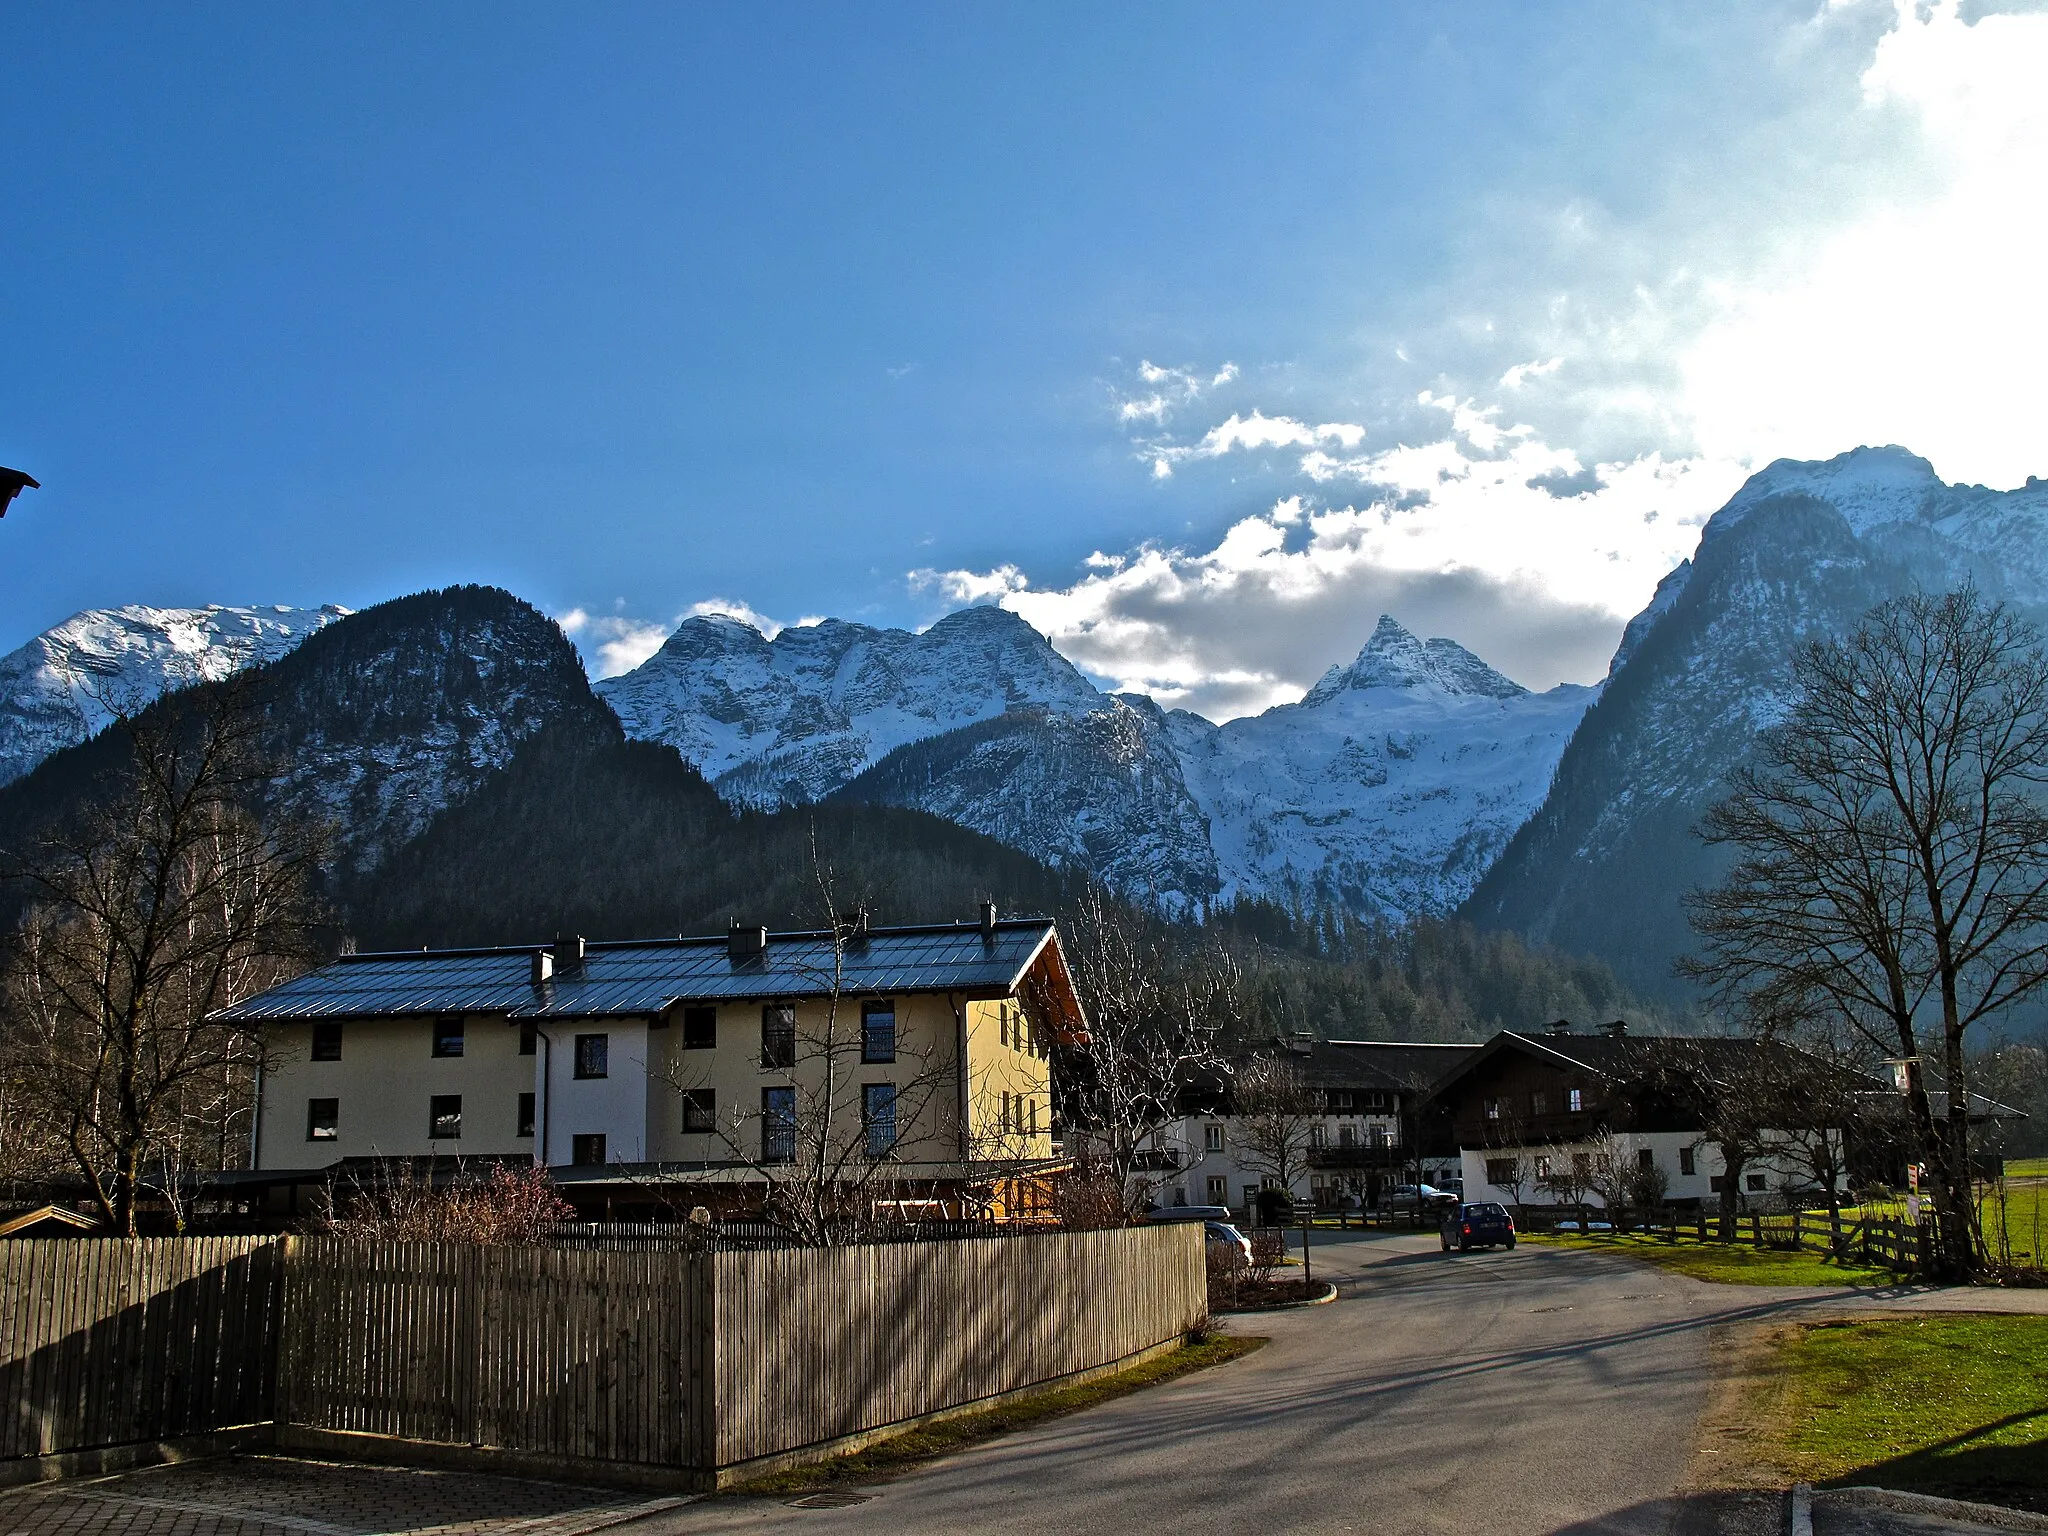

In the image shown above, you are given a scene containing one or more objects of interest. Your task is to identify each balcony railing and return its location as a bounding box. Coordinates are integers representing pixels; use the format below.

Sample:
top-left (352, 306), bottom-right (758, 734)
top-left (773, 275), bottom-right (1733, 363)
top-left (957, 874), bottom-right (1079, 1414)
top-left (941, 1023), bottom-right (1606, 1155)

top-left (1307, 1144), bottom-right (1404, 1170)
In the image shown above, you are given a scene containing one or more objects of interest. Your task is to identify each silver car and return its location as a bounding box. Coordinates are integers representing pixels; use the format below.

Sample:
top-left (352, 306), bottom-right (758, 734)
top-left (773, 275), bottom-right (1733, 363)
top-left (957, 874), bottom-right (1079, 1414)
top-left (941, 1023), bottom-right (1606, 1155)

top-left (1204, 1220), bottom-right (1253, 1267)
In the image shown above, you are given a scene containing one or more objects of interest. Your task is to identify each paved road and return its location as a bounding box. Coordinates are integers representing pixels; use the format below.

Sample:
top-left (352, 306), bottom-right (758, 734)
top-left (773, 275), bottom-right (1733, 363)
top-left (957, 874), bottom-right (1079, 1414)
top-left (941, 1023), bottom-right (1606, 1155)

top-left (640, 1230), bottom-right (2048, 1536)
top-left (10, 1234), bottom-right (2040, 1536)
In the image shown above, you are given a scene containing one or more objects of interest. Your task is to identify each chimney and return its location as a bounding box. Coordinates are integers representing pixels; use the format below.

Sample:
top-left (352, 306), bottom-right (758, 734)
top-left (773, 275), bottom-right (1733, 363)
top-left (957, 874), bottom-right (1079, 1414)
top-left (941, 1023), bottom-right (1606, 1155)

top-left (551, 935), bottom-right (586, 971)
top-left (530, 950), bottom-right (554, 987)
top-left (979, 900), bottom-right (997, 942)
top-left (727, 923), bottom-right (768, 965)
top-left (1602, 1019), bottom-right (1629, 1039)
top-left (1545, 1018), bottom-right (1571, 1037)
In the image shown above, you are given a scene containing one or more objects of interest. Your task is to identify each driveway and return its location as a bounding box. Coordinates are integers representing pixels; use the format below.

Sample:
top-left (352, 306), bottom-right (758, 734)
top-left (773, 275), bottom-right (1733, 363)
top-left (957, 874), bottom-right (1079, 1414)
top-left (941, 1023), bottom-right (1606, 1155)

top-left (637, 1230), bottom-right (2048, 1536)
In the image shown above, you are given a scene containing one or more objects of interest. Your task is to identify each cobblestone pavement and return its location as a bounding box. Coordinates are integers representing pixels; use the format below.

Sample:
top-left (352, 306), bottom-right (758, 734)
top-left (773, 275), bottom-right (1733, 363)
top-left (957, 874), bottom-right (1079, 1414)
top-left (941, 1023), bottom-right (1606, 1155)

top-left (0, 1457), bottom-right (691, 1536)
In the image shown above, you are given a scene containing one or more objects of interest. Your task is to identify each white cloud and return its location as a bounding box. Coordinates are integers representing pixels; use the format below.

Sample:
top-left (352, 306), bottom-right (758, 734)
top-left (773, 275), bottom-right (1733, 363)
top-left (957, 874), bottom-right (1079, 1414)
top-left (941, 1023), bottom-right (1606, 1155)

top-left (555, 607), bottom-right (672, 678)
top-left (1112, 358), bottom-right (1239, 427)
top-left (907, 564), bottom-right (1030, 604)
top-left (685, 597), bottom-right (784, 637)
top-left (923, 401), bottom-right (1749, 719)
top-left (1500, 357), bottom-right (1563, 390)
top-left (1145, 410), bottom-right (1371, 478)
top-left (1678, 0), bottom-right (2048, 488)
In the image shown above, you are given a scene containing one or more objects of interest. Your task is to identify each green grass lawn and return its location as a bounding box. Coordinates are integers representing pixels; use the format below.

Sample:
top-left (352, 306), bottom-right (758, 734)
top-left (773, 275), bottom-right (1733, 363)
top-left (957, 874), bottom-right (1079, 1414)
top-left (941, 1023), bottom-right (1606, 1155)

top-left (2005, 1158), bottom-right (2048, 1181)
top-left (1979, 1182), bottom-right (2048, 1267)
top-left (723, 1332), bottom-right (1266, 1497)
top-left (1764, 1315), bottom-right (2048, 1511)
top-left (1523, 1228), bottom-right (1899, 1287)
top-left (1852, 1182), bottom-right (2048, 1269)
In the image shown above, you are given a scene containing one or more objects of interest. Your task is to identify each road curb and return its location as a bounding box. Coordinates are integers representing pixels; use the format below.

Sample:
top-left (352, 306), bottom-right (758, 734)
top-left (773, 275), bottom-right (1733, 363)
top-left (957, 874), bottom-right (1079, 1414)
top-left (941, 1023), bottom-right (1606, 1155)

top-left (1216, 1282), bottom-right (1339, 1313)
top-left (1822, 1485), bottom-right (2048, 1531)
top-left (1787, 1482), bottom-right (1812, 1536)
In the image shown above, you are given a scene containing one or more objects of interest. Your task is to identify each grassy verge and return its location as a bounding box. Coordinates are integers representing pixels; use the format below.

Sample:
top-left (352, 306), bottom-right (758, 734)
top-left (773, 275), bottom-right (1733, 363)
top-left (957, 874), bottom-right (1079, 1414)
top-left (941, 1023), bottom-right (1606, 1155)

top-left (723, 1332), bottom-right (1267, 1498)
top-left (1522, 1229), bottom-right (1899, 1287)
top-left (1759, 1314), bottom-right (2048, 1512)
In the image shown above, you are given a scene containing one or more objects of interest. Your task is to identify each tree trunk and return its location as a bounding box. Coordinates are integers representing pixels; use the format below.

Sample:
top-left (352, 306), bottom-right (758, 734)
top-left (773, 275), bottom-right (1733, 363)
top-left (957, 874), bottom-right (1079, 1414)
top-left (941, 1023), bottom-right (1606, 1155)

top-left (1717, 1151), bottom-right (1743, 1241)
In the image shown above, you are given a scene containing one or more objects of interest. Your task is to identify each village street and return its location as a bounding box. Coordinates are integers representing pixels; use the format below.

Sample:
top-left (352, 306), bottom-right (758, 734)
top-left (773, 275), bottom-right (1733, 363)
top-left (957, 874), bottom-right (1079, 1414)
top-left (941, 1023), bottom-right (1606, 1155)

top-left (9, 1233), bottom-right (2047, 1536)
top-left (644, 1230), bottom-right (2048, 1536)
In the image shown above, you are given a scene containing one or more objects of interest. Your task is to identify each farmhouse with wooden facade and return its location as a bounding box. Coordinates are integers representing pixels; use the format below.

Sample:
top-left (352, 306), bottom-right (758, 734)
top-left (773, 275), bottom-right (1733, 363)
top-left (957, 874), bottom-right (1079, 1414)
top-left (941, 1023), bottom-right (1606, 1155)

top-left (1430, 1024), bottom-right (1848, 1209)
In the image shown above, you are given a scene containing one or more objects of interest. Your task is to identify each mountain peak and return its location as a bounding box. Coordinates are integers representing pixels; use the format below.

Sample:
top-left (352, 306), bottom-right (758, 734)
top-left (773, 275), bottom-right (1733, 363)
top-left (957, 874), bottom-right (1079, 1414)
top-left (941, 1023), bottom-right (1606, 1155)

top-left (1716, 445), bottom-right (1946, 538)
top-left (1302, 616), bottom-right (1526, 704)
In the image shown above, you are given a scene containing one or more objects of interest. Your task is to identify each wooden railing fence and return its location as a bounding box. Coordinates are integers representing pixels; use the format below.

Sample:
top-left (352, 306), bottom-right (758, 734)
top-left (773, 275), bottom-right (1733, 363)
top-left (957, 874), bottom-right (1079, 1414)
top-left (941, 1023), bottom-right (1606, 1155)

top-left (1509, 1203), bottom-right (1929, 1276)
top-left (1, 1223), bottom-right (1204, 1488)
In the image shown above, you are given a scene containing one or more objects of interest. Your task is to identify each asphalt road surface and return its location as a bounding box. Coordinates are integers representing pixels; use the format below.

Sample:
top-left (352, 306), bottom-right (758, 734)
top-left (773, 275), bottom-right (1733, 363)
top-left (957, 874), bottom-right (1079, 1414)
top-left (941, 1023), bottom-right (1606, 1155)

top-left (640, 1230), bottom-right (2048, 1536)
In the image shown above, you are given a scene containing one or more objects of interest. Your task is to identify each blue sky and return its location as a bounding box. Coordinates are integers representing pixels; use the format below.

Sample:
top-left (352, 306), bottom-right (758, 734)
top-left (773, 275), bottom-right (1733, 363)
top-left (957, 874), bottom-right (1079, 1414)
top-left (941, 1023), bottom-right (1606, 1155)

top-left (6, 3), bottom-right (2045, 718)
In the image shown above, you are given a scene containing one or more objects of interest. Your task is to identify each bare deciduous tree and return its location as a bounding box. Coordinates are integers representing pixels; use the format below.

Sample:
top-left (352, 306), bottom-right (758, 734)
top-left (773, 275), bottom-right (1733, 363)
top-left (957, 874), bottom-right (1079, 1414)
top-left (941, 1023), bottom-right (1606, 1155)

top-left (0, 686), bottom-right (325, 1232)
top-left (1229, 1054), bottom-right (1322, 1216)
top-left (1055, 885), bottom-right (1236, 1220)
top-left (1684, 588), bottom-right (2048, 1276)
top-left (655, 835), bottom-right (973, 1245)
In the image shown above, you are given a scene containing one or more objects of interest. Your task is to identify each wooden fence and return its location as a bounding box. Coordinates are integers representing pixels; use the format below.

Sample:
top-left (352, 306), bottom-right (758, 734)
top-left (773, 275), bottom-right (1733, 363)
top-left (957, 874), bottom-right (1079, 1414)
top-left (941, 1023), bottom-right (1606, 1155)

top-left (2, 1223), bottom-right (1204, 1487)
top-left (713, 1225), bottom-right (1206, 1467)
top-left (277, 1240), bottom-right (711, 1470)
top-left (1512, 1203), bottom-right (1927, 1275)
top-left (0, 1237), bottom-right (280, 1468)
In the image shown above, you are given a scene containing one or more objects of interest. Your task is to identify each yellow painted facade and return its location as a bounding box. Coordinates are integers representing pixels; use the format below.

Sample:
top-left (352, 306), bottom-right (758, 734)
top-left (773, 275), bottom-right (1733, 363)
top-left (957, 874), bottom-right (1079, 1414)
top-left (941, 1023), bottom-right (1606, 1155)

top-left (255, 987), bottom-right (1056, 1174)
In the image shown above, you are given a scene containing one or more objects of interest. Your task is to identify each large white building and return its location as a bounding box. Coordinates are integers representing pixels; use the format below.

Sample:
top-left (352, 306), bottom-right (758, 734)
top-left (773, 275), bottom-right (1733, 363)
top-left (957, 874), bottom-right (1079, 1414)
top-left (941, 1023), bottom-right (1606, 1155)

top-left (1139, 1039), bottom-right (1477, 1216)
top-left (220, 913), bottom-right (1086, 1220)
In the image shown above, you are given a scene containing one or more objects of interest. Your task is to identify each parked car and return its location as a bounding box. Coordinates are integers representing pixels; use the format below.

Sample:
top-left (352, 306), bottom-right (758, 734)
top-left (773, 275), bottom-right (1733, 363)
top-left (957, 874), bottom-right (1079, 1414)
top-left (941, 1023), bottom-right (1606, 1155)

top-left (1378, 1183), bottom-right (1460, 1213)
top-left (1205, 1221), bottom-right (1254, 1268)
top-left (1441, 1201), bottom-right (1517, 1252)
top-left (1140, 1205), bottom-right (1235, 1225)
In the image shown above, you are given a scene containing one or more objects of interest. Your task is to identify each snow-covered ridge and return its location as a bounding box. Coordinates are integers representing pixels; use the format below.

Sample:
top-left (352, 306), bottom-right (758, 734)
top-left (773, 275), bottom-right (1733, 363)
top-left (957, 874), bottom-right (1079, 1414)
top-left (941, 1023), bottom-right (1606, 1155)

top-left (1173, 621), bottom-right (1594, 919)
top-left (594, 604), bottom-right (1106, 808)
top-left (0, 604), bottom-right (349, 786)
top-left (601, 601), bottom-right (1591, 921)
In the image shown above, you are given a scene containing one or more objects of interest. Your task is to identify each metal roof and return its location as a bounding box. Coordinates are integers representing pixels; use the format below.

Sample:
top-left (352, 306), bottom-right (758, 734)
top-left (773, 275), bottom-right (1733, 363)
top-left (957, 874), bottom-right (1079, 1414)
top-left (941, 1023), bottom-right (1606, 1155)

top-left (217, 920), bottom-right (1064, 1023)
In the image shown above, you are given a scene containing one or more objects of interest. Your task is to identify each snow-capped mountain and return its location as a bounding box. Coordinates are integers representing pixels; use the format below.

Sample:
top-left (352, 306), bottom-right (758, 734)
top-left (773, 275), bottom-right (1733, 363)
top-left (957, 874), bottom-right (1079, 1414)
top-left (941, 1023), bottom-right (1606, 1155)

top-left (1467, 444), bottom-right (2048, 1001)
top-left (1169, 617), bottom-right (1596, 920)
top-left (0, 603), bottom-right (348, 786)
top-left (594, 604), bottom-right (1106, 808)
top-left (603, 600), bottom-right (1589, 920)
top-left (833, 695), bottom-right (1221, 905)
top-left (0, 588), bottom-right (615, 893)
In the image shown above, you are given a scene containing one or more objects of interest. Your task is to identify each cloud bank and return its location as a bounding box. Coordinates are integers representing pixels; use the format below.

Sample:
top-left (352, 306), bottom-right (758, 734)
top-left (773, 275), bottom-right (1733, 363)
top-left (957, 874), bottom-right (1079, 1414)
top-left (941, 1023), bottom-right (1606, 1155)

top-left (919, 397), bottom-right (1747, 720)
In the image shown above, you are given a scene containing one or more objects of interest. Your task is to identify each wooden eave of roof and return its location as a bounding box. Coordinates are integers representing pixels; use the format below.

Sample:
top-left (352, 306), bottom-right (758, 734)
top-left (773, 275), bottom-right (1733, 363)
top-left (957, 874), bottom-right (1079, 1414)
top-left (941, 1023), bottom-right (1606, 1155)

top-left (1018, 929), bottom-right (1090, 1046)
top-left (0, 1204), bottom-right (101, 1238)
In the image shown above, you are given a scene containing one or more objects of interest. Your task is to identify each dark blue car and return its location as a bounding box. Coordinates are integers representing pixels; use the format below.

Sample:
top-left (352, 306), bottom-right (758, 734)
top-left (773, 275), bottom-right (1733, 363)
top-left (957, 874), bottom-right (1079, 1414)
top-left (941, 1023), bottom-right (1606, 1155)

top-left (1441, 1201), bottom-right (1517, 1252)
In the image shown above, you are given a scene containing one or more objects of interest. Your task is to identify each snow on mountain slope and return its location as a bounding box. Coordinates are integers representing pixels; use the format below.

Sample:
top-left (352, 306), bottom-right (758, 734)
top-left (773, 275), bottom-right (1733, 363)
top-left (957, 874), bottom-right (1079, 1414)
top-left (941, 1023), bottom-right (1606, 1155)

top-left (1169, 617), bottom-right (1596, 920)
top-left (604, 600), bottom-right (1591, 921)
top-left (1467, 444), bottom-right (2048, 1002)
top-left (0, 603), bottom-right (348, 786)
top-left (595, 604), bottom-right (1105, 807)
top-left (833, 694), bottom-right (1220, 907)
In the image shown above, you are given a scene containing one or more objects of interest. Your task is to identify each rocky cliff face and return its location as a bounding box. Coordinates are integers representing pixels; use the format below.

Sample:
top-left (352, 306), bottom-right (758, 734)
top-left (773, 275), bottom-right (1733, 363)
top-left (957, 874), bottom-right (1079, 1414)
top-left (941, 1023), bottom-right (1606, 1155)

top-left (255, 586), bottom-right (616, 875)
top-left (1464, 445), bottom-right (2048, 1001)
top-left (601, 603), bottom-right (1591, 920)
